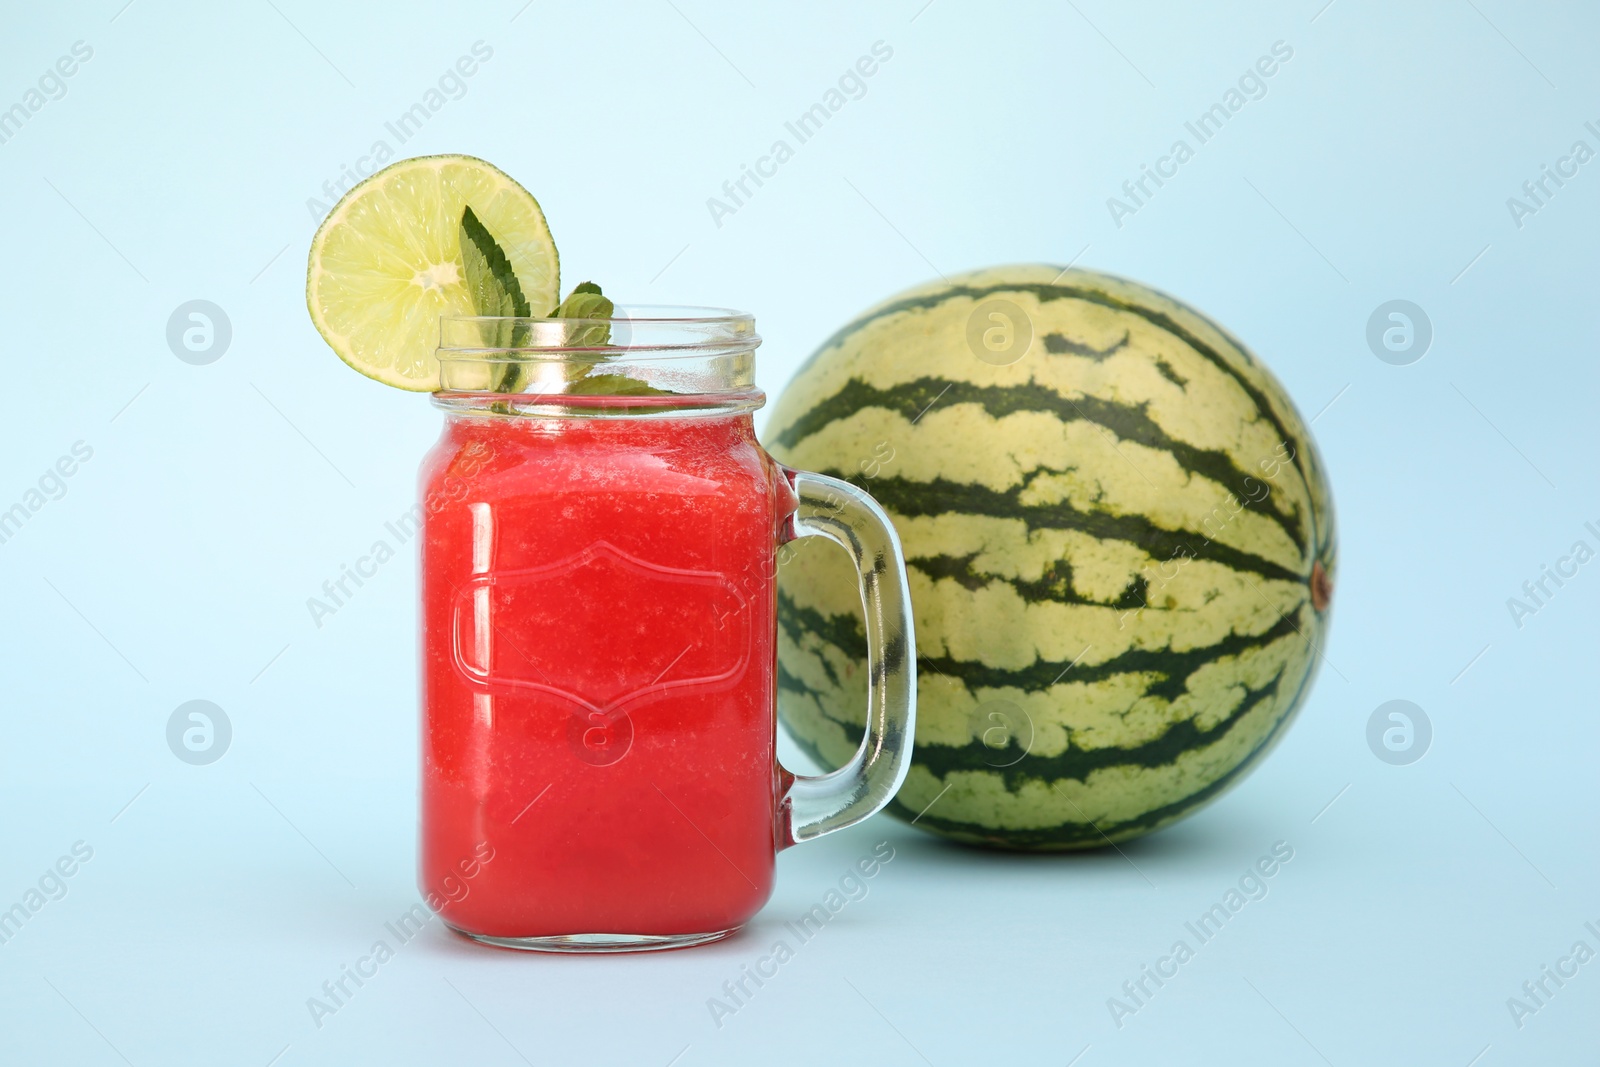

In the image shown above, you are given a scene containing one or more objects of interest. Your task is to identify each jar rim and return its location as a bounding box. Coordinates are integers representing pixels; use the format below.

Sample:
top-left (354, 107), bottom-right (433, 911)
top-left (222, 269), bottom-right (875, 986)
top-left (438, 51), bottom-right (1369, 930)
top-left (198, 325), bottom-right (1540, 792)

top-left (446, 305), bottom-right (752, 327)
top-left (434, 305), bottom-right (761, 406)
top-left (437, 305), bottom-right (758, 356)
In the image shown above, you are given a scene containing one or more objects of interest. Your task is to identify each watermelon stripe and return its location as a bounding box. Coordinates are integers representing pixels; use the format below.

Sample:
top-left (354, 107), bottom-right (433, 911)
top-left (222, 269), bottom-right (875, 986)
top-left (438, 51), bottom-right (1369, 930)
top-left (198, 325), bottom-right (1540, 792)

top-left (822, 471), bottom-right (1307, 587)
top-left (778, 592), bottom-right (866, 658)
top-left (881, 643), bottom-right (1317, 848)
top-left (777, 660), bottom-right (830, 704)
top-left (779, 590), bottom-right (1305, 704)
top-left (909, 553), bottom-right (1105, 606)
top-left (906, 552), bottom-right (1289, 613)
top-left (790, 275), bottom-right (1320, 556)
top-left (1043, 330), bottom-right (1130, 359)
top-left (887, 736), bottom-right (1247, 847)
top-left (916, 612), bottom-right (1303, 703)
top-left (808, 662), bottom-right (1285, 784)
top-left (780, 713), bottom-right (1266, 849)
top-left (769, 375), bottom-right (1306, 548)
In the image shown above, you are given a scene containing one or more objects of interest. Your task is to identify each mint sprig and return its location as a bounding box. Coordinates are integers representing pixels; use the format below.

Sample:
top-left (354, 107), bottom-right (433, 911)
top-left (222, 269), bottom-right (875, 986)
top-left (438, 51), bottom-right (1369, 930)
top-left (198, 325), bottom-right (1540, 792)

top-left (459, 205), bottom-right (532, 328)
top-left (459, 205), bottom-right (531, 392)
top-left (548, 281), bottom-right (667, 395)
top-left (547, 280), bottom-right (615, 351)
top-left (580, 372), bottom-right (670, 397)
top-left (456, 209), bottom-right (670, 398)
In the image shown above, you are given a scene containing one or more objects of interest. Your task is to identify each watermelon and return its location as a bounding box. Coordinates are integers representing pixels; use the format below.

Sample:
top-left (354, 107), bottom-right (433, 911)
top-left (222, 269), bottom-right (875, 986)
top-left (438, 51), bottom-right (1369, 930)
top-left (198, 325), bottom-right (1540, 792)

top-left (766, 266), bottom-right (1335, 849)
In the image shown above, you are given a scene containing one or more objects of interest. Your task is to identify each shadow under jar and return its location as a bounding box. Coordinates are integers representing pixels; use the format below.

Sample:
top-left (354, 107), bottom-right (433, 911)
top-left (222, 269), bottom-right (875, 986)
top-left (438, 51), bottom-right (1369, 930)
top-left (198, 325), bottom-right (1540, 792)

top-left (417, 308), bottom-right (916, 952)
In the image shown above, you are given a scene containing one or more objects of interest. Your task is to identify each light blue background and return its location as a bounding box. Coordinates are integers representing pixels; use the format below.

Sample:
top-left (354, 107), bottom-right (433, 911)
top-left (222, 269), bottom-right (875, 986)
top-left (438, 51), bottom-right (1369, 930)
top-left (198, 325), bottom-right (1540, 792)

top-left (1, 1), bottom-right (1596, 1064)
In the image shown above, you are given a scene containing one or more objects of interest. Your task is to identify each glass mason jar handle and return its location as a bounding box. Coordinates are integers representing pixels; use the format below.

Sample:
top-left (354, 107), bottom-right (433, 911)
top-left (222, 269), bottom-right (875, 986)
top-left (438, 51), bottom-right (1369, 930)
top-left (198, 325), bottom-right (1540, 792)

top-left (777, 466), bottom-right (917, 846)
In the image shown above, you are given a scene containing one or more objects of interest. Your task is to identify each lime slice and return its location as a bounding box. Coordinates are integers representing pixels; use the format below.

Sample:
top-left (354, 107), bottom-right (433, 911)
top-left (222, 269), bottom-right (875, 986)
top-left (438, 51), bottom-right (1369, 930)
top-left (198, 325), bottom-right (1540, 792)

top-left (306, 154), bottom-right (559, 391)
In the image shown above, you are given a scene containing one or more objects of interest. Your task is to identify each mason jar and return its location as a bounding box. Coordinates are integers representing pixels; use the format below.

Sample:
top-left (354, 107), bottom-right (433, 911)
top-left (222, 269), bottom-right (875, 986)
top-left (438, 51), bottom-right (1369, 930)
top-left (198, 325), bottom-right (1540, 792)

top-left (417, 308), bottom-right (916, 952)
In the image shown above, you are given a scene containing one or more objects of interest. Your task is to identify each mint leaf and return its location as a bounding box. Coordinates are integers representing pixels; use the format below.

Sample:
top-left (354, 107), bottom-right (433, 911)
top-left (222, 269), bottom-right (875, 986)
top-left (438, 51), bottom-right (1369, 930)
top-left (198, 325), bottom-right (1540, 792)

top-left (579, 372), bottom-right (672, 397)
top-left (545, 283), bottom-right (672, 396)
top-left (459, 205), bottom-right (531, 324)
top-left (459, 205), bottom-right (531, 391)
top-left (548, 281), bottom-right (614, 348)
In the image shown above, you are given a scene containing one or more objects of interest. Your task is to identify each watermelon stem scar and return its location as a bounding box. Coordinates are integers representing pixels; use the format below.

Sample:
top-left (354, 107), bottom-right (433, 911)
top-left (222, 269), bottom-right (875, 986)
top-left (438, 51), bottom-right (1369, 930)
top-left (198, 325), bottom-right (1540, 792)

top-left (1311, 560), bottom-right (1332, 613)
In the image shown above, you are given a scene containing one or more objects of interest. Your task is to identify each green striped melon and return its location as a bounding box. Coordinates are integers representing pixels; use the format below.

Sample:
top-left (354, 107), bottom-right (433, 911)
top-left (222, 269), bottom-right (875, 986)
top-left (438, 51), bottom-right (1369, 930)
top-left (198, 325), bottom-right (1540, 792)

top-left (766, 266), bottom-right (1335, 850)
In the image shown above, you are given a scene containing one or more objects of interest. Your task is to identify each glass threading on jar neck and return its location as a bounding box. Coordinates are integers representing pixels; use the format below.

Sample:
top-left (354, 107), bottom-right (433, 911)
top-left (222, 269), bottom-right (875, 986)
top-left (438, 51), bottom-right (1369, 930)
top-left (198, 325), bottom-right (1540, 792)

top-left (432, 307), bottom-right (764, 419)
